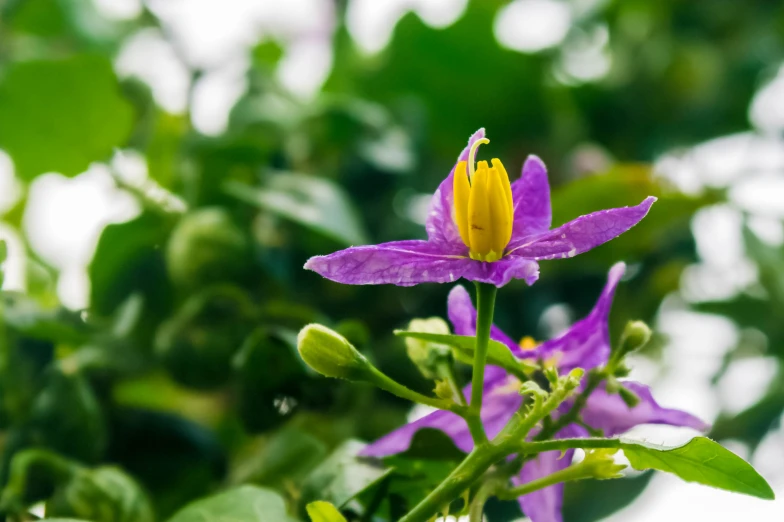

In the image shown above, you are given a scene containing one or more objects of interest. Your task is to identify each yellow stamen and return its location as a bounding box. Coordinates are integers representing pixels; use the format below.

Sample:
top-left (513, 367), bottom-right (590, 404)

top-left (519, 336), bottom-right (537, 350)
top-left (452, 138), bottom-right (515, 262)
top-left (468, 160), bottom-right (492, 257)
top-left (453, 161), bottom-right (471, 247)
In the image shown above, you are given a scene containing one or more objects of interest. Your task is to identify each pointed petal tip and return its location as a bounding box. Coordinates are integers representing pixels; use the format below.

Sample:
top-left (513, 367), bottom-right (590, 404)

top-left (447, 284), bottom-right (471, 303)
top-left (608, 261), bottom-right (627, 282)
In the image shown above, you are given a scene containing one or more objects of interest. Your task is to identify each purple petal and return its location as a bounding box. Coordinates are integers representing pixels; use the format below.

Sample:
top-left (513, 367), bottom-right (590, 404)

top-left (508, 197), bottom-right (656, 260)
top-left (512, 155), bottom-right (552, 239)
top-left (447, 285), bottom-right (523, 360)
top-left (533, 262), bottom-right (626, 371)
top-left (425, 128), bottom-right (486, 246)
top-left (304, 240), bottom-right (471, 286)
top-left (461, 255), bottom-right (540, 287)
top-left (582, 381), bottom-right (710, 436)
top-left (515, 424), bottom-right (588, 522)
top-left (360, 378), bottom-right (522, 457)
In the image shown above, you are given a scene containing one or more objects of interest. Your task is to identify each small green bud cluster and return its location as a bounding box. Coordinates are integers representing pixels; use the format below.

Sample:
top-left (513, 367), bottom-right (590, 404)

top-left (579, 449), bottom-right (627, 480)
top-left (403, 317), bottom-right (453, 379)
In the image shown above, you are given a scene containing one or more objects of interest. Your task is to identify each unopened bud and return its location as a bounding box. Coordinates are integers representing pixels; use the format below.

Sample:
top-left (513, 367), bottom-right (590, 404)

top-left (564, 368), bottom-right (585, 391)
top-left (520, 380), bottom-right (548, 399)
top-left (404, 317), bottom-right (452, 379)
top-left (581, 449), bottom-right (626, 480)
top-left (297, 324), bottom-right (371, 381)
top-left (618, 320), bottom-right (652, 357)
top-left (433, 380), bottom-right (454, 400)
top-left (543, 366), bottom-right (559, 385)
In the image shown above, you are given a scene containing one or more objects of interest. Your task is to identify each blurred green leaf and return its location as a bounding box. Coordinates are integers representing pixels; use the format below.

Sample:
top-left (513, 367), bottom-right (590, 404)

top-left (300, 440), bottom-right (391, 509)
top-left (711, 388), bottom-right (784, 451)
top-left (1, 449), bottom-right (154, 522)
top-left (166, 485), bottom-right (298, 522)
top-left (107, 409), bottom-right (226, 518)
top-left (226, 174), bottom-right (368, 246)
top-left (47, 465), bottom-right (155, 522)
top-left (744, 226), bottom-right (784, 307)
top-left (231, 428), bottom-right (327, 488)
top-left (2, 292), bottom-right (89, 344)
top-left (0, 55), bottom-right (133, 180)
top-left (394, 331), bottom-right (533, 379)
top-left (89, 212), bottom-right (171, 317)
top-left (549, 166), bottom-right (712, 269)
top-left (306, 501), bottom-right (347, 522)
top-left (620, 436), bottom-right (774, 499)
top-left (30, 367), bottom-right (107, 462)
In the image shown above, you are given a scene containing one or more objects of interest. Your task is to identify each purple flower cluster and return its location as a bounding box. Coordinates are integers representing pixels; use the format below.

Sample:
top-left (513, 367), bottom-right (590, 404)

top-left (360, 262), bottom-right (708, 522)
top-left (304, 129), bottom-right (704, 522)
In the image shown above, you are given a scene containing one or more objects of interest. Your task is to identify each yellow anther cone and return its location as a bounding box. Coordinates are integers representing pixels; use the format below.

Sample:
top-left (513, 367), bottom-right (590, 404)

top-left (487, 165), bottom-right (513, 254)
top-left (468, 161), bottom-right (492, 257)
top-left (452, 140), bottom-right (515, 262)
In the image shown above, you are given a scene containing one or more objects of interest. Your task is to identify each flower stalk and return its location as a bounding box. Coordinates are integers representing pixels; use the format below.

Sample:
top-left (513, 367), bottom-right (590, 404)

top-left (468, 282), bottom-right (497, 445)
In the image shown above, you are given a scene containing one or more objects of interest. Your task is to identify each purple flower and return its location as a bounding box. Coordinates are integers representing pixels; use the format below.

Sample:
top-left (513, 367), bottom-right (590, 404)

top-left (305, 129), bottom-right (656, 287)
top-left (360, 263), bottom-right (708, 522)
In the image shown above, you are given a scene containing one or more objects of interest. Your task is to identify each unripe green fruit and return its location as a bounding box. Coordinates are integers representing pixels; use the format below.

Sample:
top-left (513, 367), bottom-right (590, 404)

top-left (155, 287), bottom-right (253, 390)
top-left (165, 208), bottom-right (250, 289)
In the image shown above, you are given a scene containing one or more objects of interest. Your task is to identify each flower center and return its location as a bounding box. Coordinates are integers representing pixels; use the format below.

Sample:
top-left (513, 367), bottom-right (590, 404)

top-left (453, 138), bottom-right (514, 262)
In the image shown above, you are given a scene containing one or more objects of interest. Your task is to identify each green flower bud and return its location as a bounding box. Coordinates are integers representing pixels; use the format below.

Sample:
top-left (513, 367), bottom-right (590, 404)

top-left (403, 317), bottom-right (451, 379)
top-left (564, 368), bottom-right (585, 391)
top-left (519, 380), bottom-right (547, 399)
top-left (297, 324), bottom-right (371, 381)
top-left (580, 449), bottom-right (626, 480)
top-left (618, 320), bottom-right (652, 357)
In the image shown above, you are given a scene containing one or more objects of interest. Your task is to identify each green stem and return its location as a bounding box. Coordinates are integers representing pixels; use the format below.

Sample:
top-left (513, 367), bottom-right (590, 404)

top-left (496, 459), bottom-right (598, 500)
top-left (520, 437), bottom-right (622, 454)
top-left (398, 445), bottom-right (505, 522)
top-left (366, 366), bottom-right (463, 413)
top-left (470, 282), bottom-right (498, 444)
top-left (535, 369), bottom-right (605, 441)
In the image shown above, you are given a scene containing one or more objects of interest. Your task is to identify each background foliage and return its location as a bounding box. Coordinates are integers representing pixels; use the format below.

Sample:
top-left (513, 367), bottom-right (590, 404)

top-left (0, 0), bottom-right (782, 520)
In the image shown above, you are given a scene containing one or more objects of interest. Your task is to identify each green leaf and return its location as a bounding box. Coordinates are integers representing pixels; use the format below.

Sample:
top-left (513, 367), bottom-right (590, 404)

top-left (394, 331), bottom-right (534, 379)
top-left (306, 501), bottom-right (348, 522)
top-left (0, 55), bottom-right (134, 180)
top-left (300, 440), bottom-right (391, 509)
top-left (166, 485), bottom-right (298, 522)
top-left (225, 174), bottom-right (368, 246)
top-left (620, 437), bottom-right (775, 500)
top-left (89, 212), bottom-right (172, 316)
top-left (230, 427), bottom-right (327, 487)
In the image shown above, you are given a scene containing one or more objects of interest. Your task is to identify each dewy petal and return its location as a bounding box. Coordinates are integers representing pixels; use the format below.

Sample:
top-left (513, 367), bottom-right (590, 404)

top-left (359, 379), bottom-right (522, 457)
top-left (515, 424), bottom-right (588, 522)
top-left (426, 128), bottom-right (486, 247)
top-left (304, 240), bottom-right (472, 286)
top-left (511, 155), bottom-right (552, 239)
top-left (532, 263), bottom-right (625, 371)
top-left (508, 197), bottom-right (656, 260)
top-left (461, 255), bottom-right (540, 287)
top-left (582, 381), bottom-right (710, 436)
